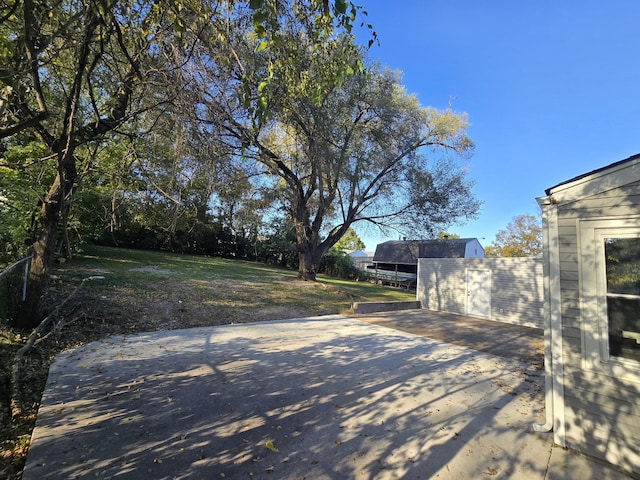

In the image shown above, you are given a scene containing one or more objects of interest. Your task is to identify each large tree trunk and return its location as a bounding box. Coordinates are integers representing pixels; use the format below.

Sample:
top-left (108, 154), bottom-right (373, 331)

top-left (16, 0), bottom-right (96, 328)
top-left (292, 204), bottom-right (352, 281)
top-left (17, 179), bottom-right (62, 329)
top-left (297, 246), bottom-right (324, 281)
top-left (18, 149), bottom-right (77, 329)
top-left (296, 230), bottom-right (334, 281)
top-left (293, 211), bottom-right (325, 281)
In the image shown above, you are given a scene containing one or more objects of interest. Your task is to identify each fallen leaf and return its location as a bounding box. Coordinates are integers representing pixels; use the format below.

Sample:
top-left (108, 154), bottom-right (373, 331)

top-left (265, 440), bottom-right (278, 452)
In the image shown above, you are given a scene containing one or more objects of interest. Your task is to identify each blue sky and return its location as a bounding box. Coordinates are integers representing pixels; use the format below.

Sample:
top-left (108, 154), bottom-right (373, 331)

top-left (352, 0), bottom-right (640, 251)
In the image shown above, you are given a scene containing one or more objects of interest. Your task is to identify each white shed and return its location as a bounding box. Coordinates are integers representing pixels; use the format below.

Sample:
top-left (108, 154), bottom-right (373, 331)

top-left (536, 153), bottom-right (640, 474)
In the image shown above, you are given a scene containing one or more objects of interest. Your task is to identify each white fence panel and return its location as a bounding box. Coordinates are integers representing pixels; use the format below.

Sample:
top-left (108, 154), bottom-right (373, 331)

top-left (417, 257), bottom-right (543, 329)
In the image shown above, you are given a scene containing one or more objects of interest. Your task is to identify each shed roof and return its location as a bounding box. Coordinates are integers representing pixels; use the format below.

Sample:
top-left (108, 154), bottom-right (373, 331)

top-left (545, 152), bottom-right (640, 195)
top-left (373, 239), bottom-right (477, 265)
top-left (346, 249), bottom-right (370, 258)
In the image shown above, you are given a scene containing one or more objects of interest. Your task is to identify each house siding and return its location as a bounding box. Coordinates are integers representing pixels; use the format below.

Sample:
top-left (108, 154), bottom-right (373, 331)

top-left (554, 183), bottom-right (640, 472)
top-left (463, 238), bottom-right (485, 258)
top-left (417, 257), bottom-right (543, 328)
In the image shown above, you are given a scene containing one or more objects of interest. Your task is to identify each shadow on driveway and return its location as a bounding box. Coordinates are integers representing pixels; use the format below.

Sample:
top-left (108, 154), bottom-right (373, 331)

top-left (24, 315), bottom-right (628, 479)
top-left (24, 316), bottom-right (550, 479)
top-left (353, 309), bottom-right (544, 366)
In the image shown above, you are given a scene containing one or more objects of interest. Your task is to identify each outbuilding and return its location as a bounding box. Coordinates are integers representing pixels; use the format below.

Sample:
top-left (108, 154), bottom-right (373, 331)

top-left (369, 238), bottom-right (484, 288)
top-left (346, 249), bottom-right (374, 274)
top-left (536, 153), bottom-right (640, 473)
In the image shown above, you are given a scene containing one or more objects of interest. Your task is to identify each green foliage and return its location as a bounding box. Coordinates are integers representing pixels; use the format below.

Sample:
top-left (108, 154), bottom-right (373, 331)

top-left (0, 141), bottom-right (53, 265)
top-left (246, 0), bottom-right (375, 119)
top-left (319, 248), bottom-right (361, 279)
top-left (487, 214), bottom-right (542, 257)
top-left (333, 228), bottom-right (365, 251)
top-left (605, 238), bottom-right (640, 295)
top-left (253, 217), bottom-right (298, 268)
top-left (437, 232), bottom-right (460, 239)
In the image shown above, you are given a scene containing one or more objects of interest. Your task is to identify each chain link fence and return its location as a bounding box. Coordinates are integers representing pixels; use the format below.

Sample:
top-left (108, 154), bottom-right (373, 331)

top-left (0, 256), bottom-right (32, 324)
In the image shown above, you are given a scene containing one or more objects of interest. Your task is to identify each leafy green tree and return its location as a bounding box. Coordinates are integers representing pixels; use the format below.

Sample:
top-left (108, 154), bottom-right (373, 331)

top-left (255, 216), bottom-right (298, 268)
top-left (437, 232), bottom-right (460, 239)
top-left (1, 0), bottom-right (195, 327)
top-left (319, 249), bottom-right (360, 279)
top-left (486, 214), bottom-right (542, 257)
top-left (208, 30), bottom-right (479, 279)
top-left (0, 140), bottom-right (51, 265)
top-left (333, 228), bottom-right (366, 251)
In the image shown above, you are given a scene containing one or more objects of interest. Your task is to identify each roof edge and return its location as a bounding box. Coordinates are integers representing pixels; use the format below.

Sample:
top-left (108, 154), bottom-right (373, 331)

top-left (545, 152), bottom-right (640, 195)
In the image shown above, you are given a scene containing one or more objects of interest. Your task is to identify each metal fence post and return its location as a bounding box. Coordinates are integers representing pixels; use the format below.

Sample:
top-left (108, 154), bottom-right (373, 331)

top-left (22, 256), bottom-right (31, 301)
top-left (0, 255), bottom-right (34, 322)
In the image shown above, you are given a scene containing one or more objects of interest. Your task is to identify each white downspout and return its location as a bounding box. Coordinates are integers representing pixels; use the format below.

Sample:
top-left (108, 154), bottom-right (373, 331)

top-left (548, 196), bottom-right (567, 447)
top-left (533, 196), bottom-right (566, 447)
top-left (533, 196), bottom-right (555, 432)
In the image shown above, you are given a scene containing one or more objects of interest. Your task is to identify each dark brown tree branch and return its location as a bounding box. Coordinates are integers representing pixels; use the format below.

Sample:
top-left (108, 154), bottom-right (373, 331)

top-left (0, 110), bottom-right (49, 139)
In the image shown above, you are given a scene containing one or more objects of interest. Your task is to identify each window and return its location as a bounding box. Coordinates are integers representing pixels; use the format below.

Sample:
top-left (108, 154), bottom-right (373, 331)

top-left (578, 218), bottom-right (640, 380)
top-left (604, 237), bottom-right (640, 362)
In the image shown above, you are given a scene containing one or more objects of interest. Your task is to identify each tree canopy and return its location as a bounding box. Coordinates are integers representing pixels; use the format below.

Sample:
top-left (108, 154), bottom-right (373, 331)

top-left (1, 0), bottom-right (374, 326)
top-left (333, 228), bottom-right (366, 251)
top-left (485, 214), bottom-right (542, 257)
top-left (200, 27), bottom-right (480, 278)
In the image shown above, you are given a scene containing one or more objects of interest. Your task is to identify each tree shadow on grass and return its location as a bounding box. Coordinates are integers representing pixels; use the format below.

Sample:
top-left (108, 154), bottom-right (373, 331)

top-left (24, 317), bottom-right (549, 480)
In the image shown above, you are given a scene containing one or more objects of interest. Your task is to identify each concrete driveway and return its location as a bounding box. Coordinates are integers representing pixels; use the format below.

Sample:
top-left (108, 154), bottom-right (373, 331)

top-left (353, 309), bottom-right (544, 366)
top-left (23, 315), bottom-right (629, 479)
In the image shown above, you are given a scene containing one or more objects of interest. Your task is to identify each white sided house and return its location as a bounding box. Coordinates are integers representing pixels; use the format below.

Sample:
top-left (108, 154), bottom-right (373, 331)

top-left (347, 249), bottom-right (374, 274)
top-left (536, 153), bottom-right (640, 474)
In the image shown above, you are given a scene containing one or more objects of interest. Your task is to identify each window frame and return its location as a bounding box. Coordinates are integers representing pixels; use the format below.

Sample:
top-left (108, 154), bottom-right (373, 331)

top-left (578, 217), bottom-right (640, 383)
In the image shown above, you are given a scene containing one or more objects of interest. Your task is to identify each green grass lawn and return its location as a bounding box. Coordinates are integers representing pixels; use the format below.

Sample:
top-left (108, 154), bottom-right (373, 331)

top-left (49, 245), bottom-right (415, 334)
top-left (68, 244), bottom-right (415, 307)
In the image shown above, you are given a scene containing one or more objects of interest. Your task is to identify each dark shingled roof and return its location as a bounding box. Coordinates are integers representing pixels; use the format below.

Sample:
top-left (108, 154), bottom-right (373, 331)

top-left (373, 239), bottom-right (475, 265)
top-left (545, 152), bottom-right (640, 195)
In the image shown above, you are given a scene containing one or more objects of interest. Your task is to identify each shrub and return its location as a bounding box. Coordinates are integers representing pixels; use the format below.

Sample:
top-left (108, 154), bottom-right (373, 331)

top-left (319, 249), bottom-right (361, 280)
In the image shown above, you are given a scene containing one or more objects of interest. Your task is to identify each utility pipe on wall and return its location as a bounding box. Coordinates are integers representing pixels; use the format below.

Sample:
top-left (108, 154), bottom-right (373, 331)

top-left (533, 196), bottom-right (566, 448)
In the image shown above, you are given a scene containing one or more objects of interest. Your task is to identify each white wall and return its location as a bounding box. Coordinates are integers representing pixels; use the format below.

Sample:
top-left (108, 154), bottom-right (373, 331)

top-left (417, 257), bottom-right (544, 329)
top-left (464, 238), bottom-right (486, 258)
